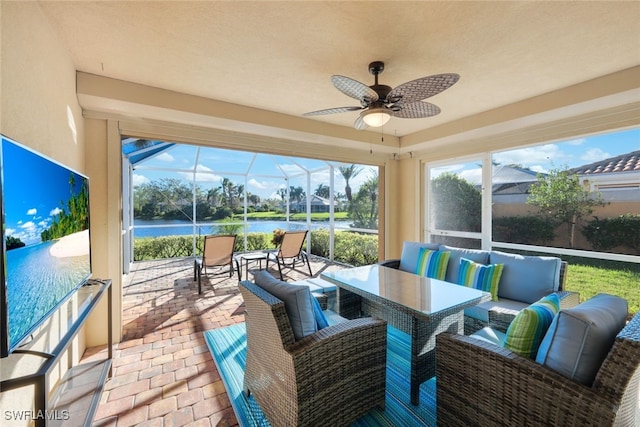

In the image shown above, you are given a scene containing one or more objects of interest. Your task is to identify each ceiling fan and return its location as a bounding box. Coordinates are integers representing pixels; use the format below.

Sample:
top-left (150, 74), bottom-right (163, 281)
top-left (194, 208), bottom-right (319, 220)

top-left (303, 61), bottom-right (459, 130)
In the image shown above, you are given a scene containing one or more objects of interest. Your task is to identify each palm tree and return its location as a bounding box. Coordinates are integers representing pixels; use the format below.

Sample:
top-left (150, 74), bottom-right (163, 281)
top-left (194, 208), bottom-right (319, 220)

top-left (207, 187), bottom-right (221, 207)
top-left (339, 164), bottom-right (362, 203)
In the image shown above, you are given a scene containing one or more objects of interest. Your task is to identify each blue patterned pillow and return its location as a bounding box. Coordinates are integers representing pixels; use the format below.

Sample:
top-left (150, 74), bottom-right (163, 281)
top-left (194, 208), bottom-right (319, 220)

top-left (415, 248), bottom-right (450, 280)
top-left (458, 258), bottom-right (503, 301)
top-left (503, 293), bottom-right (560, 359)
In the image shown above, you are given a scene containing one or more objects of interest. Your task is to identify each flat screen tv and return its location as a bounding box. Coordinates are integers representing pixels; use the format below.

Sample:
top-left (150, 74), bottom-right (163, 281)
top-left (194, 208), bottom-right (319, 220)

top-left (0, 135), bottom-right (91, 357)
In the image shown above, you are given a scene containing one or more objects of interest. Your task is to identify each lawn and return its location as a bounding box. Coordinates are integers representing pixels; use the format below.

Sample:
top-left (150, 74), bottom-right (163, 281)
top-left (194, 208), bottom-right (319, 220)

top-left (563, 258), bottom-right (640, 316)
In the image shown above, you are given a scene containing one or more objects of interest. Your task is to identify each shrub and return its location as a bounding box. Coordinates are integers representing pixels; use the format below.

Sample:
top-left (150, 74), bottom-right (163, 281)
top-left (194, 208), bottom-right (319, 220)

top-left (492, 215), bottom-right (555, 245)
top-left (134, 236), bottom-right (194, 261)
top-left (583, 214), bottom-right (640, 254)
top-left (134, 229), bottom-right (379, 266)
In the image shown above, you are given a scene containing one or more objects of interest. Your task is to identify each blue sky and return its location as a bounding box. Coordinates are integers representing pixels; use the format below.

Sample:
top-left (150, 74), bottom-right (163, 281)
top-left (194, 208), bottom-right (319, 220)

top-left (132, 128), bottom-right (638, 198)
top-left (2, 137), bottom-right (87, 246)
top-left (436, 127), bottom-right (639, 183)
top-left (132, 144), bottom-right (378, 200)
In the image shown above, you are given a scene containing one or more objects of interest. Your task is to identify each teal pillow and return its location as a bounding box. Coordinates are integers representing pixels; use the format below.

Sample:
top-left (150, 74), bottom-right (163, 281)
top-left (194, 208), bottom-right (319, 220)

top-left (400, 241), bottom-right (441, 273)
top-left (311, 295), bottom-right (329, 330)
top-left (415, 248), bottom-right (450, 280)
top-left (458, 258), bottom-right (503, 301)
top-left (440, 246), bottom-right (489, 284)
top-left (503, 293), bottom-right (560, 359)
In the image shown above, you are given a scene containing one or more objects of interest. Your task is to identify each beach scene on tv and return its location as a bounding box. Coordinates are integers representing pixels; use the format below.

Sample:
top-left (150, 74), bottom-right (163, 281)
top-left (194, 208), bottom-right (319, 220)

top-left (3, 138), bottom-right (91, 352)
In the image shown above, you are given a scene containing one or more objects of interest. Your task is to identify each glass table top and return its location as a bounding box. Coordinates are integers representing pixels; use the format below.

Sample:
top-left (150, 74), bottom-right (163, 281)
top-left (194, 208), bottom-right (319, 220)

top-left (321, 264), bottom-right (488, 315)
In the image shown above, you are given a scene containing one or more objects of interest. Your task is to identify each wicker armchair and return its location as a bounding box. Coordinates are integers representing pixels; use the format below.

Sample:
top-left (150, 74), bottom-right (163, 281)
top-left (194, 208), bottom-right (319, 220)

top-left (436, 312), bottom-right (640, 426)
top-left (239, 281), bottom-right (387, 427)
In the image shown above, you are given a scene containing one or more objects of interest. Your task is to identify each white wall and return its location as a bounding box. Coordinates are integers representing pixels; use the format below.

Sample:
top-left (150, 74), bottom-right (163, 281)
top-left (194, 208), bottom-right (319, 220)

top-left (0, 3), bottom-right (93, 425)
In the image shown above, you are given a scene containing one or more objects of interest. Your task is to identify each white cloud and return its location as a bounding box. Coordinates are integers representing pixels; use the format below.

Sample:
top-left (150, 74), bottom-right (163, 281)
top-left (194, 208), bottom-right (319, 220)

top-left (132, 174), bottom-right (150, 186)
top-left (50, 207), bottom-right (62, 217)
top-left (565, 138), bottom-right (587, 146)
top-left (460, 168), bottom-right (482, 185)
top-left (494, 144), bottom-right (566, 167)
top-left (248, 178), bottom-right (281, 192)
top-left (27, 208), bottom-right (37, 216)
top-left (20, 221), bottom-right (36, 231)
top-left (155, 152), bottom-right (175, 162)
top-left (581, 148), bottom-right (611, 163)
top-left (6, 228), bottom-right (15, 236)
top-left (190, 164), bottom-right (222, 183)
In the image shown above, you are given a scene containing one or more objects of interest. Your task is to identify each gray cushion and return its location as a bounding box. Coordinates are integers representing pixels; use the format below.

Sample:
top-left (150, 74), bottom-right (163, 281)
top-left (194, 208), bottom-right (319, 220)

top-left (399, 241), bottom-right (440, 273)
top-left (440, 245), bottom-right (489, 284)
top-left (535, 293), bottom-right (628, 386)
top-left (489, 251), bottom-right (561, 303)
top-left (253, 270), bottom-right (317, 340)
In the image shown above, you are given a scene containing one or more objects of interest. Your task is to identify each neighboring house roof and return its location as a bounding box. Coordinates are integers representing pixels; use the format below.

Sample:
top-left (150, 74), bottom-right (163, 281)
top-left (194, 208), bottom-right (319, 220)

top-left (491, 165), bottom-right (541, 195)
top-left (572, 150), bottom-right (640, 175)
top-left (291, 195), bottom-right (331, 205)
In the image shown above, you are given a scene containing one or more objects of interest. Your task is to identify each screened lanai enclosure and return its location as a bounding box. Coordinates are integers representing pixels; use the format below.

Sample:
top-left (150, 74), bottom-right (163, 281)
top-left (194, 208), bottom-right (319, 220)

top-left (121, 138), bottom-right (380, 271)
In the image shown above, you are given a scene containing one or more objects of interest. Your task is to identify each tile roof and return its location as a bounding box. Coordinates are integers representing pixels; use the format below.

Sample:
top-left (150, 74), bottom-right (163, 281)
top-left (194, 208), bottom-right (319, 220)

top-left (572, 150), bottom-right (640, 175)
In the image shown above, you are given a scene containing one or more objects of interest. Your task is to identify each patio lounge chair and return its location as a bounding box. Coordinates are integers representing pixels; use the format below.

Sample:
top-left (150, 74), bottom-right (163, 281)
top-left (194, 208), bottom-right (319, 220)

top-left (194, 234), bottom-right (240, 294)
top-left (266, 230), bottom-right (313, 280)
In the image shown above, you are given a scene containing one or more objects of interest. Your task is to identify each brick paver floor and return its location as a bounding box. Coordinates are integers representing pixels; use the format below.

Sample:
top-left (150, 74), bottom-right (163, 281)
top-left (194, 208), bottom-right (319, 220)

top-left (87, 254), bottom-right (345, 426)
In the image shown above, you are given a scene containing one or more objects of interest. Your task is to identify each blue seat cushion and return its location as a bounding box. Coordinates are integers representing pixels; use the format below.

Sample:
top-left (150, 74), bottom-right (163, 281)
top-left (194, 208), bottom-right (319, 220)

top-left (489, 251), bottom-right (561, 304)
top-left (253, 270), bottom-right (317, 340)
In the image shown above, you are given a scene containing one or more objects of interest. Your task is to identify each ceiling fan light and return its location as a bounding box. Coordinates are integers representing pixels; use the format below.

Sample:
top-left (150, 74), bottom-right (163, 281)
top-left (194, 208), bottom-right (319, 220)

top-left (361, 108), bottom-right (391, 127)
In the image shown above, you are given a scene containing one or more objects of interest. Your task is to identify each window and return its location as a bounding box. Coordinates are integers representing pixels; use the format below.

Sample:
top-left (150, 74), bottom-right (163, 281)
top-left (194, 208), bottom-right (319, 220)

top-left (425, 127), bottom-right (639, 260)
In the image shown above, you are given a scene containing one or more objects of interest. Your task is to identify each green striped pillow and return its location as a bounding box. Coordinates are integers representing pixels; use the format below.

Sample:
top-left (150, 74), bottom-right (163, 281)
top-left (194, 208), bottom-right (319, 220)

top-left (415, 248), bottom-right (450, 280)
top-left (503, 293), bottom-right (560, 359)
top-left (458, 258), bottom-right (503, 301)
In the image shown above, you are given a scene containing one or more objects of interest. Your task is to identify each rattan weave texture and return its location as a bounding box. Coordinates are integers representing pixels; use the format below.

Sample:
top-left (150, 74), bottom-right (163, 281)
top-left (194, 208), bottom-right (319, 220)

top-left (239, 281), bottom-right (387, 427)
top-left (436, 311), bottom-right (640, 426)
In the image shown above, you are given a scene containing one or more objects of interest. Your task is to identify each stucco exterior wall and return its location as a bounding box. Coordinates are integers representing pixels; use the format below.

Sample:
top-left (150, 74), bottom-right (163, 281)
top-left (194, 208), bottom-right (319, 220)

top-left (0, 3), bottom-right (115, 425)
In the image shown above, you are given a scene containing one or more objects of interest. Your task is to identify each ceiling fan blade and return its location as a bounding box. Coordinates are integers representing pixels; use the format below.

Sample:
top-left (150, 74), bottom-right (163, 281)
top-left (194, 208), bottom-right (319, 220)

top-left (331, 75), bottom-right (379, 103)
top-left (303, 106), bottom-right (363, 116)
top-left (391, 101), bottom-right (441, 119)
top-left (354, 114), bottom-right (368, 130)
top-left (388, 73), bottom-right (459, 104)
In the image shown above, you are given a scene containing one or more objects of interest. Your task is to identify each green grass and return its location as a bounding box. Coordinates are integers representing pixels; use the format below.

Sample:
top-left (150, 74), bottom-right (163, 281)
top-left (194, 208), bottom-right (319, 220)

top-left (564, 260), bottom-right (640, 317)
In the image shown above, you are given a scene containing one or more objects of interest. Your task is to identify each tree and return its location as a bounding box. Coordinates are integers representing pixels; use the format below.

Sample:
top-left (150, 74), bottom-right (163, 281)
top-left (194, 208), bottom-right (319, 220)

top-left (527, 167), bottom-right (606, 248)
top-left (6, 236), bottom-right (25, 250)
top-left (289, 186), bottom-right (305, 204)
top-left (430, 172), bottom-right (481, 232)
top-left (349, 172), bottom-right (378, 229)
top-left (339, 164), bottom-right (362, 203)
top-left (314, 183), bottom-right (330, 198)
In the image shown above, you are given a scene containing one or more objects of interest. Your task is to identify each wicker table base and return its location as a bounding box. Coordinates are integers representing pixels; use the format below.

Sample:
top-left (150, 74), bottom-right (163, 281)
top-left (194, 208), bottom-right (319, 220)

top-left (322, 265), bottom-right (490, 405)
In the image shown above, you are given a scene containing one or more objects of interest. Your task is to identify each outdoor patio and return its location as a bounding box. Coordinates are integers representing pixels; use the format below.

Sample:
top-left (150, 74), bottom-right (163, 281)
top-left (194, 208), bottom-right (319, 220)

top-left (85, 254), bottom-right (347, 427)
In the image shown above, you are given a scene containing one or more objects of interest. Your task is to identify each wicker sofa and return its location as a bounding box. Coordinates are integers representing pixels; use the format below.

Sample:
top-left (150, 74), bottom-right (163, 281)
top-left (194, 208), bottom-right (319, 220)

top-left (380, 241), bottom-right (579, 334)
top-left (436, 295), bottom-right (640, 426)
top-left (239, 271), bottom-right (387, 427)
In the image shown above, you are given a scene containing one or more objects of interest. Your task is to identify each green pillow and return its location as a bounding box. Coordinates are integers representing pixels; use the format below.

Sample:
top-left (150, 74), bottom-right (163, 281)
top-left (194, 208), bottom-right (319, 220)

top-left (458, 258), bottom-right (503, 301)
top-left (503, 293), bottom-right (560, 359)
top-left (415, 248), bottom-right (450, 280)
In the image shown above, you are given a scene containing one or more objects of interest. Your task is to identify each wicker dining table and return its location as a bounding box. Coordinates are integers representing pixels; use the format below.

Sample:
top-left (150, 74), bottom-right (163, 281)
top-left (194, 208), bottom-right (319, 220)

top-left (321, 264), bottom-right (490, 405)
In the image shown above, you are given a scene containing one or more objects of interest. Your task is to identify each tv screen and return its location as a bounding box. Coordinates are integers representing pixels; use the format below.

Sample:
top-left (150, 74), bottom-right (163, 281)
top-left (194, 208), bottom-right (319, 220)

top-left (0, 135), bottom-right (91, 357)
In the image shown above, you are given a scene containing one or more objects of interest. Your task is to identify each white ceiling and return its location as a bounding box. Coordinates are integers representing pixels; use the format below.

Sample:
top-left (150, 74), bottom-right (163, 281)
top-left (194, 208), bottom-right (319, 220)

top-left (39, 1), bottom-right (640, 139)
